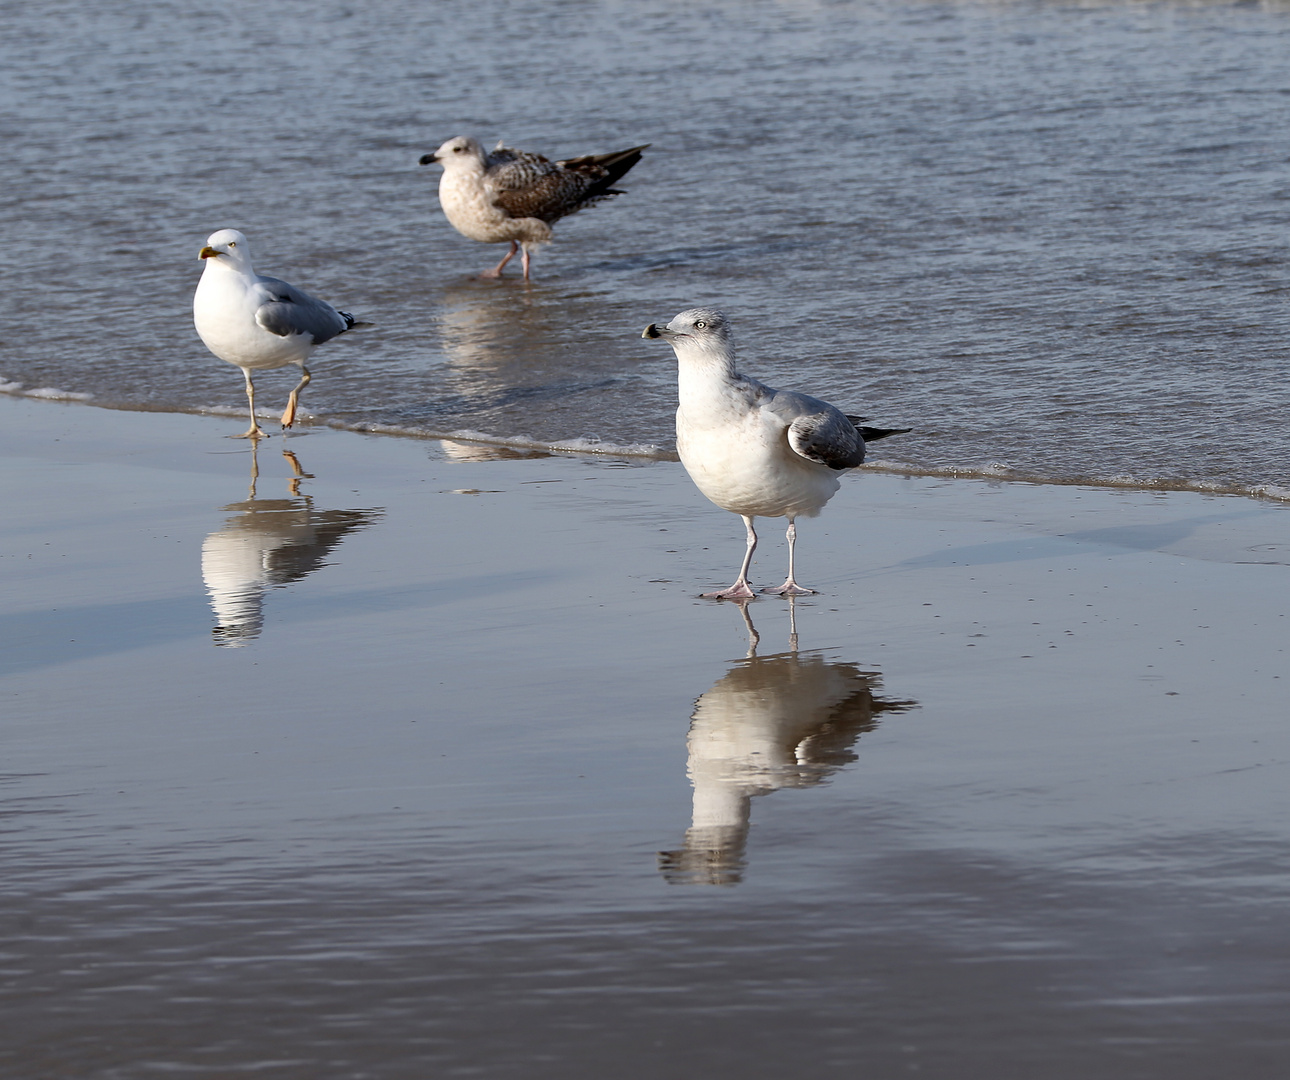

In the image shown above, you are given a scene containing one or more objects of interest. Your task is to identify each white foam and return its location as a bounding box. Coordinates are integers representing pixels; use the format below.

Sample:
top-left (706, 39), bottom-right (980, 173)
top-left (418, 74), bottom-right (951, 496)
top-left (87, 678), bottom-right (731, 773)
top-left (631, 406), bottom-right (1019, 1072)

top-left (319, 419), bottom-right (674, 460)
top-left (0, 379), bottom-right (93, 402)
top-left (1249, 484), bottom-right (1290, 503)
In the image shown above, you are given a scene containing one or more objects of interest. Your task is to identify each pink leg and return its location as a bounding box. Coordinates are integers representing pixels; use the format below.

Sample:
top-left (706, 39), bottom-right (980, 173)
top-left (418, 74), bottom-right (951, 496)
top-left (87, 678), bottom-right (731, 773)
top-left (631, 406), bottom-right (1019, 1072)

top-left (702, 516), bottom-right (758, 599)
top-left (761, 518), bottom-right (818, 595)
top-left (236, 367), bottom-right (267, 439)
top-left (480, 241), bottom-right (518, 279)
top-left (520, 245), bottom-right (532, 281)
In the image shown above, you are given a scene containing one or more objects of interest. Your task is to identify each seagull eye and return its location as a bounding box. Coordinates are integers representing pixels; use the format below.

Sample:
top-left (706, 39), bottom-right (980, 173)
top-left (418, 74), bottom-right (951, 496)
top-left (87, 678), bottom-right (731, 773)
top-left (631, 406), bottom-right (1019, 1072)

top-left (694, 321), bottom-right (707, 329)
top-left (228, 241), bottom-right (236, 248)
top-left (453, 145), bottom-right (464, 153)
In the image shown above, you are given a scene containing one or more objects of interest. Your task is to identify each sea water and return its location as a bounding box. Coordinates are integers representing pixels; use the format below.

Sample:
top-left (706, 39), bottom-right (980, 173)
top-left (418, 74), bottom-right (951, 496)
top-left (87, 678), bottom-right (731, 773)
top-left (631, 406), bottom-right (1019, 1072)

top-left (4, 0), bottom-right (1290, 497)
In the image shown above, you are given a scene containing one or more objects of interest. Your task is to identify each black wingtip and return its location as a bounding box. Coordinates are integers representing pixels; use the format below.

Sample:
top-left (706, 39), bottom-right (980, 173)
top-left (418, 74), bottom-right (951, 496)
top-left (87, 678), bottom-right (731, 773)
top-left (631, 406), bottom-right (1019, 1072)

top-left (857, 426), bottom-right (912, 442)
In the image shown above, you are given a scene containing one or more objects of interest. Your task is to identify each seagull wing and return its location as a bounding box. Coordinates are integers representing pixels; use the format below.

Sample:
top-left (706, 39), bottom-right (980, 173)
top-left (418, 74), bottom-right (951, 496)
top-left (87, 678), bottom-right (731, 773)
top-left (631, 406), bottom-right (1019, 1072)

top-left (253, 277), bottom-right (353, 344)
top-left (768, 390), bottom-right (867, 470)
top-left (487, 156), bottom-right (597, 223)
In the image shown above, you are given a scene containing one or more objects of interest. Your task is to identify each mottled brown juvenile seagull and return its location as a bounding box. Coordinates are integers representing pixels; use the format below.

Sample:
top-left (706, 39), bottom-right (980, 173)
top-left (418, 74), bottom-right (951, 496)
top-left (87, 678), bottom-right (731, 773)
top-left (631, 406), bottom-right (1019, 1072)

top-left (419, 136), bottom-right (648, 280)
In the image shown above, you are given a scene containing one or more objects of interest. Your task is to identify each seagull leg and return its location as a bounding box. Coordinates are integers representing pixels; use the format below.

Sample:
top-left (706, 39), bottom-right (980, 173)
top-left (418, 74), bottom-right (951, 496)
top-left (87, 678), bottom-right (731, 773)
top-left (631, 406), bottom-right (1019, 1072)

top-left (761, 518), bottom-right (818, 595)
top-left (480, 241), bottom-right (519, 279)
top-left (702, 515), bottom-right (759, 599)
top-left (281, 365), bottom-right (311, 430)
top-left (238, 368), bottom-right (266, 439)
top-left (520, 244), bottom-right (532, 281)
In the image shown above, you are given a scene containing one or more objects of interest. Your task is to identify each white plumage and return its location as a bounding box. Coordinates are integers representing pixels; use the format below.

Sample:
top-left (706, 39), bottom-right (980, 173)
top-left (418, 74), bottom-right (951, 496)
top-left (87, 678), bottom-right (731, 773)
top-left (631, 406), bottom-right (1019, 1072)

top-left (643, 307), bottom-right (907, 598)
top-left (193, 229), bottom-right (355, 438)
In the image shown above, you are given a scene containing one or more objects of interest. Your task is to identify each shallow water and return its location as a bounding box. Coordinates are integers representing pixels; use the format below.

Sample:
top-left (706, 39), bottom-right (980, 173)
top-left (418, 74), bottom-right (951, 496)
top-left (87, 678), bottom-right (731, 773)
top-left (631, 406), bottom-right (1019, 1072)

top-left (4, 0), bottom-right (1290, 496)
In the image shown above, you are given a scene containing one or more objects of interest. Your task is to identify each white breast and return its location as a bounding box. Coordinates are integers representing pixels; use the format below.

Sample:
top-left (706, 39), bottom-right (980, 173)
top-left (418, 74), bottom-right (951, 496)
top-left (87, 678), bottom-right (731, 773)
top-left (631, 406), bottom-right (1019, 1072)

top-left (193, 271), bottom-right (310, 371)
top-left (677, 402), bottom-right (840, 520)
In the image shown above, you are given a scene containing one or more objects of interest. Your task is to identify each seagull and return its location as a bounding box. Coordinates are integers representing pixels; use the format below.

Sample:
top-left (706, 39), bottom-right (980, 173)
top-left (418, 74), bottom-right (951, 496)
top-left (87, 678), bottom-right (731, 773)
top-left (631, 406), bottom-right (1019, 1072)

top-left (418, 136), bottom-right (648, 280)
top-left (643, 308), bottom-right (909, 599)
top-left (193, 228), bottom-right (356, 439)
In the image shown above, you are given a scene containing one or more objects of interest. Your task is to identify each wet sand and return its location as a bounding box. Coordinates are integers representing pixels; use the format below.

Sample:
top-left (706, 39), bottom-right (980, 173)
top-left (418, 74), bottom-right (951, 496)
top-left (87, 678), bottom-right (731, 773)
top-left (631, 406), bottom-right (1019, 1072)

top-left (3, 394), bottom-right (1290, 1078)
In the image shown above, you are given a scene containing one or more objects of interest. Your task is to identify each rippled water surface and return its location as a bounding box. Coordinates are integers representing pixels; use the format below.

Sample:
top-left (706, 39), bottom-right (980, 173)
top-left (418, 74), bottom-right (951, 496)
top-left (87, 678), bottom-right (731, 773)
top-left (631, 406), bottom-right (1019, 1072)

top-left (5, 3), bottom-right (1290, 1077)
top-left (5, 0), bottom-right (1290, 494)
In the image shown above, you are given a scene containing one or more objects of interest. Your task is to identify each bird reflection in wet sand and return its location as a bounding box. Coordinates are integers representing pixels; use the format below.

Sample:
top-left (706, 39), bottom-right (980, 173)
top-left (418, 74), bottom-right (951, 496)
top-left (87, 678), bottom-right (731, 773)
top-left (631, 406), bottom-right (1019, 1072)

top-left (201, 445), bottom-right (382, 646)
top-left (660, 601), bottom-right (916, 886)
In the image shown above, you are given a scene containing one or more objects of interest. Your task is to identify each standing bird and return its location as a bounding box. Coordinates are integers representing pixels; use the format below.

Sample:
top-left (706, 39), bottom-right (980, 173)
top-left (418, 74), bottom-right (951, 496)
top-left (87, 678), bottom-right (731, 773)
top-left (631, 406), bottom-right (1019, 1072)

top-left (643, 308), bottom-right (908, 598)
top-left (418, 136), bottom-right (648, 280)
top-left (193, 229), bottom-right (356, 439)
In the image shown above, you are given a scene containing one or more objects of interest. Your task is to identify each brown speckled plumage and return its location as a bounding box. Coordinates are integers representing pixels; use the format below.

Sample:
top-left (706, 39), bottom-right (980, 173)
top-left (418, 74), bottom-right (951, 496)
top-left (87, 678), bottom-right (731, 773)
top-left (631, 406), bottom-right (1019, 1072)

top-left (419, 136), bottom-right (648, 279)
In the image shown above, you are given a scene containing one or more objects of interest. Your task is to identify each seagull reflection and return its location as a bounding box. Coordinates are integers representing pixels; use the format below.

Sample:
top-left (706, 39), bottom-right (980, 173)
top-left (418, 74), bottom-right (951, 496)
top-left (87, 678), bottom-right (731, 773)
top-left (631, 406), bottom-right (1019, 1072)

top-left (660, 601), bottom-right (915, 886)
top-left (201, 446), bottom-right (382, 646)
top-left (438, 438), bottom-right (552, 462)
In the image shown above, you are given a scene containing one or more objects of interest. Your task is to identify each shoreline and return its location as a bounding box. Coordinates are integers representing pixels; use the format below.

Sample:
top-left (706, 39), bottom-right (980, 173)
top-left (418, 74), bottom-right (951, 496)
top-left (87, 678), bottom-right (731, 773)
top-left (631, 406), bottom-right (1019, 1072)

top-left (5, 389), bottom-right (1290, 505)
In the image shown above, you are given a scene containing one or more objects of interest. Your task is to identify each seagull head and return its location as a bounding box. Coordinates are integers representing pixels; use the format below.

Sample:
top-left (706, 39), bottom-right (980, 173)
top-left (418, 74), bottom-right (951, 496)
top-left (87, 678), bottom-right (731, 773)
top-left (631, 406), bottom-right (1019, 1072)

top-left (199, 228), bottom-right (253, 270)
top-left (418, 136), bottom-right (485, 170)
top-left (642, 308), bottom-right (732, 353)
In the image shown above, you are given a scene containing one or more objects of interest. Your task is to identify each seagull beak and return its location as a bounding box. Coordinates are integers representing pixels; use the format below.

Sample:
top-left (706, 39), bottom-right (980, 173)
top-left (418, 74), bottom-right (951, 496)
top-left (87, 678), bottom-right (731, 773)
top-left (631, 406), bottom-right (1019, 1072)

top-left (418, 152), bottom-right (439, 166)
top-left (642, 323), bottom-right (672, 340)
top-left (199, 246), bottom-right (220, 260)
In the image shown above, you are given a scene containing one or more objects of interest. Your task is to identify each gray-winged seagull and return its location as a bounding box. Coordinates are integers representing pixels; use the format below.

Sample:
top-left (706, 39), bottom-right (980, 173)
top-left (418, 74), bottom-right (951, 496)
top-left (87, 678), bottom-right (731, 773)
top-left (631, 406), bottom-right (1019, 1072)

top-left (643, 308), bottom-right (909, 599)
top-left (418, 136), bottom-right (648, 280)
top-left (193, 229), bottom-right (356, 439)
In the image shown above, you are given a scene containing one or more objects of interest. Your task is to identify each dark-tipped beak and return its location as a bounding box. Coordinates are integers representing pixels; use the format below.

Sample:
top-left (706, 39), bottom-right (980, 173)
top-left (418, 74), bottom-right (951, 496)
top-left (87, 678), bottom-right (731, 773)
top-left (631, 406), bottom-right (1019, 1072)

top-left (199, 246), bottom-right (219, 260)
top-left (642, 323), bottom-right (666, 339)
top-left (418, 152), bottom-right (439, 166)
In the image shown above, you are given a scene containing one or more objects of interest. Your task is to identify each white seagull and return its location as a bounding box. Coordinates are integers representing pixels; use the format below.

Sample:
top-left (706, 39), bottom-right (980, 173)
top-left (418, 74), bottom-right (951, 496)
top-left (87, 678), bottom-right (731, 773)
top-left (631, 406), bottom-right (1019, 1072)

top-left (643, 308), bottom-right (908, 599)
top-left (193, 229), bottom-right (356, 439)
top-left (418, 136), bottom-right (648, 280)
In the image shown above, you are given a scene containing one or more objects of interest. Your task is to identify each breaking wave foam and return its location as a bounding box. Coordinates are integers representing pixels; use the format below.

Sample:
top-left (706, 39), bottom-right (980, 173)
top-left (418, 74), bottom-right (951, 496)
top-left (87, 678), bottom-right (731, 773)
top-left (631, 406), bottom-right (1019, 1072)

top-left (0, 378), bottom-right (93, 402)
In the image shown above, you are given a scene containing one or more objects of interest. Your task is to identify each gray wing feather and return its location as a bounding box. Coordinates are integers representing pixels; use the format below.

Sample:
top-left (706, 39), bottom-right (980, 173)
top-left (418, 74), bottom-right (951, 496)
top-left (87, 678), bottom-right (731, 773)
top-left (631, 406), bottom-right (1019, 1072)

top-left (253, 276), bottom-right (352, 343)
top-left (761, 388), bottom-right (866, 470)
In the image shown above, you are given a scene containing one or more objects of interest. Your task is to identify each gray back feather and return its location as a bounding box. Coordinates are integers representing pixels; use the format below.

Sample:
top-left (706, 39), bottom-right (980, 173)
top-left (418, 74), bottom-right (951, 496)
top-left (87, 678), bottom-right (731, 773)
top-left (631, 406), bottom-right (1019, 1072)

top-left (254, 276), bottom-right (352, 343)
top-left (765, 389), bottom-right (866, 470)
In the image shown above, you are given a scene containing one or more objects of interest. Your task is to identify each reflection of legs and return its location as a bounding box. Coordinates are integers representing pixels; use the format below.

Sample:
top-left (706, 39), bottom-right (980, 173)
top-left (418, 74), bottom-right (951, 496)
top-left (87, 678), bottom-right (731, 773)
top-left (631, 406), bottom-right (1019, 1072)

top-left (247, 439), bottom-right (260, 499)
top-left (239, 368), bottom-right (265, 439)
top-left (282, 448), bottom-right (312, 496)
top-left (481, 241), bottom-right (519, 279)
top-left (735, 599), bottom-right (759, 658)
top-left (281, 365), bottom-right (311, 430)
top-left (702, 516), bottom-right (758, 599)
top-left (761, 518), bottom-right (817, 595)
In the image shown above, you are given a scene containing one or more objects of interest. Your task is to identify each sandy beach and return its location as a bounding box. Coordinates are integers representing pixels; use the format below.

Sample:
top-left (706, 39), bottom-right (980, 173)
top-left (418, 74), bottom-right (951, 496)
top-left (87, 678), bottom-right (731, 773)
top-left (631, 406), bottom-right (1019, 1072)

top-left (3, 392), bottom-right (1289, 1077)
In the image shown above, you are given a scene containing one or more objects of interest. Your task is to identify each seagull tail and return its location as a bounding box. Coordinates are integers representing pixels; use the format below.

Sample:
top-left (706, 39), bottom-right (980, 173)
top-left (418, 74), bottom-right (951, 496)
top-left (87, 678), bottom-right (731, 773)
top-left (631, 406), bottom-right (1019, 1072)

top-left (562, 144), bottom-right (650, 191)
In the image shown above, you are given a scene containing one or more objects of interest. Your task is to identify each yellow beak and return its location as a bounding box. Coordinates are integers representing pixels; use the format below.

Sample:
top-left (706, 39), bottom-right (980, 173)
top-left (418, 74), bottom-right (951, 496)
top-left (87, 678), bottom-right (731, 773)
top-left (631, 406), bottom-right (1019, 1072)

top-left (199, 246), bottom-right (220, 260)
